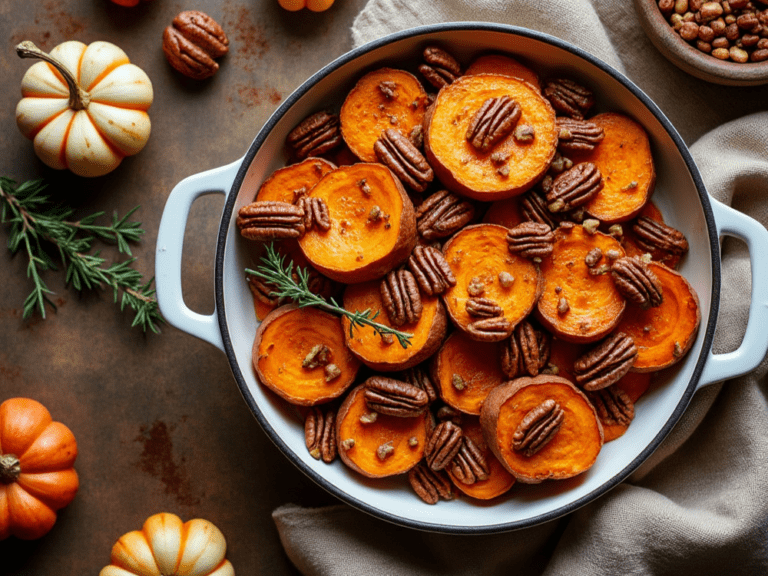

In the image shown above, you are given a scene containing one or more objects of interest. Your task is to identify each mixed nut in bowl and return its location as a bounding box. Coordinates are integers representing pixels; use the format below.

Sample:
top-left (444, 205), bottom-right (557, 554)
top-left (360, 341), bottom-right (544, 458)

top-left (155, 23), bottom-right (768, 533)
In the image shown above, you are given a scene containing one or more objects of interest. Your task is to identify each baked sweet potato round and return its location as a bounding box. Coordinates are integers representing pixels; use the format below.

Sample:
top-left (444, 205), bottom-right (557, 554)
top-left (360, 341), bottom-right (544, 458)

top-left (442, 224), bottom-right (542, 342)
top-left (424, 73), bottom-right (558, 201)
top-left (252, 304), bottom-right (361, 405)
top-left (336, 383), bottom-right (429, 478)
top-left (254, 157), bottom-right (336, 203)
top-left (480, 374), bottom-right (604, 483)
top-left (537, 224), bottom-right (627, 343)
top-left (465, 54), bottom-right (541, 91)
top-left (298, 163), bottom-right (417, 283)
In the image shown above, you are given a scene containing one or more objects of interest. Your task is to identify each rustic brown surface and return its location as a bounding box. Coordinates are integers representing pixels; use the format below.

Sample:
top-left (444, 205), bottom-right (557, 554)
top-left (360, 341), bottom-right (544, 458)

top-left (0, 0), bottom-right (366, 573)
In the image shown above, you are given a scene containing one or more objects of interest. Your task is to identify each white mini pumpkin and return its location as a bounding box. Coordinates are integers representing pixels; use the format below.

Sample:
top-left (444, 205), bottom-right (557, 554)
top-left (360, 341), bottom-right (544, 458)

top-left (16, 40), bottom-right (153, 178)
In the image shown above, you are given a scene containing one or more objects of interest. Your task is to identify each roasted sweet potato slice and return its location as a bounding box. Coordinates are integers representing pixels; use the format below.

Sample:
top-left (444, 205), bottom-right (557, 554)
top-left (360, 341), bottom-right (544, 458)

top-left (430, 330), bottom-right (507, 415)
top-left (568, 112), bottom-right (655, 224)
top-left (254, 157), bottom-right (336, 203)
top-left (298, 163), bottom-right (417, 283)
top-left (336, 383), bottom-right (429, 478)
top-left (616, 262), bottom-right (701, 372)
top-left (537, 224), bottom-right (627, 343)
top-left (442, 224), bottom-right (542, 341)
top-left (424, 73), bottom-right (558, 201)
top-left (465, 54), bottom-right (541, 91)
top-left (339, 68), bottom-right (429, 162)
top-left (622, 202), bottom-right (683, 269)
top-left (252, 304), bottom-right (361, 405)
top-left (342, 279), bottom-right (447, 372)
top-left (480, 374), bottom-right (603, 483)
top-left (447, 417), bottom-right (515, 500)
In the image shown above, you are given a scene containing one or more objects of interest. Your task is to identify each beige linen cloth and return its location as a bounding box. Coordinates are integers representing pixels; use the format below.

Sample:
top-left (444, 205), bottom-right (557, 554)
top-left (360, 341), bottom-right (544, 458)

top-left (273, 1), bottom-right (768, 573)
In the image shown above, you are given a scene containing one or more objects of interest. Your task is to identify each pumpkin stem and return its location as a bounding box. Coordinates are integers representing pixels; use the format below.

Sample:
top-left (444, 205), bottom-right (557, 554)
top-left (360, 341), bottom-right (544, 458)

top-left (15, 40), bottom-right (90, 111)
top-left (0, 454), bottom-right (21, 484)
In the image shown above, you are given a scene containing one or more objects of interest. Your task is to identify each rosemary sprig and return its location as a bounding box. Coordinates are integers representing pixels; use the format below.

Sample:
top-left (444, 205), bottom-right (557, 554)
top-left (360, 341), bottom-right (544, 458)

top-left (246, 242), bottom-right (413, 349)
top-left (0, 176), bottom-right (163, 333)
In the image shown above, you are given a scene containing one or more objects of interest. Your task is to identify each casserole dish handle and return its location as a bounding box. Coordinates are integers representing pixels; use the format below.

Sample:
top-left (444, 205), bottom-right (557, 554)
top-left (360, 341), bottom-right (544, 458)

top-left (699, 198), bottom-right (768, 387)
top-left (155, 160), bottom-right (242, 352)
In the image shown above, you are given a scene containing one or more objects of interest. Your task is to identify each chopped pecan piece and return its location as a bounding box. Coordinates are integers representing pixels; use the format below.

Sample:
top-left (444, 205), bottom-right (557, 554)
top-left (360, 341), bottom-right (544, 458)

top-left (546, 162), bottom-right (604, 213)
top-left (302, 344), bottom-right (331, 369)
top-left (632, 217), bottom-right (690, 257)
top-left (363, 376), bottom-right (429, 417)
top-left (425, 421), bottom-right (463, 471)
top-left (418, 46), bottom-right (462, 90)
top-left (556, 117), bottom-right (605, 153)
top-left (521, 190), bottom-right (559, 229)
top-left (236, 201), bottom-right (306, 241)
top-left (286, 111), bottom-right (342, 160)
top-left (296, 196), bottom-right (331, 231)
top-left (378, 80), bottom-right (398, 99)
top-left (305, 407), bottom-right (336, 463)
top-left (374, 129), bottom-right (434, 192)
top-left (465, 96), bottom-right (522, 152)
top-left (400, 366), bottom-right (439, 404)
top-left (408, 245), bottom-right (457, 296)
top-left (466, 316), bottom-right (513, 342)
top-left (611, 256), bottom-right (663, 308)
top-left (513, 399), bottom-right (565, 457)
top-left (380, 269), bottom-right (423, 326)
top-left (500, 321), bottom-right (549, 378)
top-left (408, 462), bottom-right (453, 504)
top-left (416, 190), bottom-right (475, 240)
top-left (588, 386), bottom-right (634, 427)
top-left (506, 222), bottom-right (556, 260)
top-left (450, 436), bottom-right (490, 485)
top-left (574, 332), bottom-right (638, 391)
top-left (543, 78), bottom-right (595, 120)
top-left (465, 297), bottom-right (503, 318)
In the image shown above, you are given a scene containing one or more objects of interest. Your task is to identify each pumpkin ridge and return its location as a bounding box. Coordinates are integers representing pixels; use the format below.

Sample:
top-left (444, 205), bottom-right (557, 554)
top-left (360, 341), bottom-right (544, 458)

top-left (84, 113), bottom-right (128, 161)
top-left (86, 57), bottom-right (130, 93)
top-left (27, 106), bottom-right (69, 140)
top-left (59, 112), bottom-right (77, 169)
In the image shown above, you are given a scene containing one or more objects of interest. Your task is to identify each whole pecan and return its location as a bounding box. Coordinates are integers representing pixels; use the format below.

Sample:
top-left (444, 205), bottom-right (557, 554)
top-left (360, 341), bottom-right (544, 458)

top-left (236, 201), bottom-right (305, 241)
top-left (286, 111), bottom-right (342, 161)
top-left (416, 190), bottom-right (475, 240)
top-left (162, 11), bottom-right (229, 80)
top-left (574, 332), bottom-right (638, 391)
top-left (465, 297), bottom-right (503, 318)
top-left (546, 162), bottom-right (604, 213)
top-left (400, 366), bottom-right (439, 404)
top-left (465, 96), bottom-right (522, 152)
top-left (247, 275), bottom-right (279, 306)
top-left (297, 196), bottom-right (331, 232)
top-left (425, 421), bottom-right (463, 471)
top-left (466, 316), bottom-right (513, 342)
top-left (543, 78), bottom-right (595, 120)
top-left (363, 376), bottom-right (429, 418)
top-left (588, 386), bottom-right (634, 427)
top-left (380, 269), bottom-right (423, 326)
top-left (611, 256), bottom-right (663, 308)
top-left (305, 407), bottom-right (336, 463)
top-left (513, 399), bottom-right (565, 457)
top-left (500, 321), bottom-right (549, 378)
top-left (507, 222), bottom-right (556, 260)
top-left (418, 46), bottom-right (462, 90)
top-left (408, 462), bottom-right (453, 504)
top-left (521, 190), bottom-right (559, 229)
top-left (632, 217), bottom-right (690, 257)
top-left (374, 129), bottom-right (434, 192)
top-left (556, 117), bottom-right (605, 153)
top-left (408, 245), bottom-right (457, 296)
top-left (450, 436), bottom-right (490, 485)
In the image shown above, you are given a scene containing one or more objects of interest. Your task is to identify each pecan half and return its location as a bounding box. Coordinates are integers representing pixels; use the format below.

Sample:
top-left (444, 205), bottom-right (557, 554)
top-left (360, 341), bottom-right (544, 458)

top-left (450, 436), bottom-right (489, 485)
top-left (574, 332), bottom-right (638, 391)
top-left (611, 256), bottom-right (663, 308)
top-left (416, 190), bottom-right (475, 240)
top-left (512, 399), bottom-right (565, 457)
top-left (380, 269), bottom-right (423, 326)
top-left (425, 421), bottom-right (463, 471)
top-left (236, 201), bottom-right (305, 241)
top-left (162, 11), bottom-right (229, 80)
top-left (408, 245), bottom-right (457, 296)
top-left (305, 407), bottom-right (336, 463)
top-left (588, 386), bottom-right (635, 427)
top-left (543, 78), bottom-right (595, 120)
top-left (632, 217), bottom-right (690, 257)
top-left (374, 129), bottom-right (434, 192)
top-left (408, 462), bottom-right (453, 504)
top-left (363, 376), bottom-right (429, 417)
top-left (466, 316), bottom-right (513, 342)
top-left (507, 222), bottom-right (556, 260)
top-left (546, 162), bottom-right (604, 213)
top-left (556, 117), bottom-right (605, 153)
top-left (500, 321), bottom-right (548, 378)
top-left (400, 366), bottom-right (439, 404)
top-left (521, 190), bottom-right (559, 229)
top-left (286, 111), bottom-right (342, 161)
top-left (418, 46), bottom-right (462, 90)
top-left (297, 196), bottom-right (331, 232)
top-left (465, 96), bottom-right (522, 152)
top-left (247, 276), bottom-right (278, 306)
top-left (466, 297), bottom-right (503, 318)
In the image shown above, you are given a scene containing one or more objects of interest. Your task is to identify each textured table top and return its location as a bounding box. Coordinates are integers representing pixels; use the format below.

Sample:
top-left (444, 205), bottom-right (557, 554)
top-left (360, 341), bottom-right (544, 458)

top-left (0, 1), bottom-right (364, 573)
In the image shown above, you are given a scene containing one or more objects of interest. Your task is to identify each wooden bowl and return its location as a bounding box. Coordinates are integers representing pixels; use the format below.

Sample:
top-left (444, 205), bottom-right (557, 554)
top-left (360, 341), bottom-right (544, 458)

top-left (633, 0), bottom-right (768, 86)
